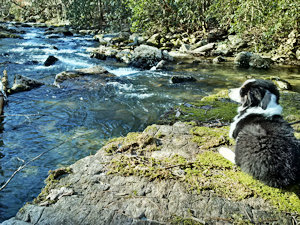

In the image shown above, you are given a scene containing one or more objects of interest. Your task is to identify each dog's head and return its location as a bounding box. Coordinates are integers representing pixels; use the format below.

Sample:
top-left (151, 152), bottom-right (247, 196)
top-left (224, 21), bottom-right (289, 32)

top-left (229, 79), bottom-right (280, 110)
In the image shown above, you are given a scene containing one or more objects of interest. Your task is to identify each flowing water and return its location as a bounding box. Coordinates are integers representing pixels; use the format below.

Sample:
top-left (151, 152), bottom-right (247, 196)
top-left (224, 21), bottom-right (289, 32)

top-left (0, 23), bottom-right (299, 221)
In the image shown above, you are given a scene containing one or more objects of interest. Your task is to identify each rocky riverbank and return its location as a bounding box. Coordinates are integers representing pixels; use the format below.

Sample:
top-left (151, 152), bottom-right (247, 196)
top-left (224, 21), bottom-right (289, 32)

top-left (87, 29), bottom-right (300, 68)
top-left (3, 89), bottom-right (299, 225)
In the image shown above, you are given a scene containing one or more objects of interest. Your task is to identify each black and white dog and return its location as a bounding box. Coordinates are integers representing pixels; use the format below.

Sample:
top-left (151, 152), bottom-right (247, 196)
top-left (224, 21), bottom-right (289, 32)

top-left (219, 79), bottom-right (300, 188)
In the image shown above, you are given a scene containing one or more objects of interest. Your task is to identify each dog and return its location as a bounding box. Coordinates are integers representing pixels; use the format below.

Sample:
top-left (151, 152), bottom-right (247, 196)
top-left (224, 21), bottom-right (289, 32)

top-left (219, 79), bottom-right (300, 188)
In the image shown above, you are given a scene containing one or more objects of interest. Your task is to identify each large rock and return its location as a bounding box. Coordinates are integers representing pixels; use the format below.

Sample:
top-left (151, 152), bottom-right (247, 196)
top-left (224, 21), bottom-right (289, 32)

top-left (54, 66), bottom-right (115, 87)
top-left (146, 33), bottom-right (161, 47)
top-left (249, 54), bottom-right (272, 69)
top-left (44, 56), bottom-right (59, 66)
top-left (3, 122), bottom-right (298, 224)
top-left (191, 43), bottom-right (215, 56)
top-left (89, 46), bottom-right (120, 60)
top-left (234, 52), bottom-right (272, 69)
top-left (8, 75), bottom-right (44, 94)
top-left (129, 45), bottom-right (172, 69)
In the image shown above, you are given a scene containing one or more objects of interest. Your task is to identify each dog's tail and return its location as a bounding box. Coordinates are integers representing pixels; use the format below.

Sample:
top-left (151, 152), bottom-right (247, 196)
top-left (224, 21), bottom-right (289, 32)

top-left (218, 147), bottom-right (236, 164)
top-left (289, 120), bottom-right (300, 126)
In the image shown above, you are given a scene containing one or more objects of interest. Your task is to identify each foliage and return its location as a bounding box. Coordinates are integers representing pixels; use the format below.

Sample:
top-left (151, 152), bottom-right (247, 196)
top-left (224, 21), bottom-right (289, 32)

top-left (208, 0), bottom-right (300, 51)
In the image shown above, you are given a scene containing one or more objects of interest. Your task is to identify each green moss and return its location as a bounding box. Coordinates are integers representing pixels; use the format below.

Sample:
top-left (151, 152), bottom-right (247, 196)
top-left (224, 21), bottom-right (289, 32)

top-left (103, 132), bottom-right (159, 155)
top-left (161, 89), bottom-right (237, 125)
top-left (33, 167), bottom-right (72, 204)
top-left (190, 126), bottom-right (235, 149)
top-left (108, 149), bottom-right (300, 214)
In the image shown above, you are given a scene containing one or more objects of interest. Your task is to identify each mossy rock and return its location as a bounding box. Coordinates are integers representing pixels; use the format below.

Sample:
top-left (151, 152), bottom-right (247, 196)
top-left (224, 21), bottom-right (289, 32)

top-left (33, 167), bottom-right (72, 204)
top-left (160, 89), bottom-right (237, 125)
top-left (190, 126), bottom-right (234, 149)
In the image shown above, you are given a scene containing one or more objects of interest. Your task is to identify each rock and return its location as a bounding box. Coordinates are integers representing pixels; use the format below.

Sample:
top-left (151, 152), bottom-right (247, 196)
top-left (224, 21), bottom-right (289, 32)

top-left (269, 77), bottom-right (293, 90)
top-left (4, 121), bottom-right (297, 224)
top-left (228, 35), bottom-right (246, 49)
top-left (44, 56), bottom-right (59, 66)
top-left (129, 45), bottom-right (168, 69)
top-left (213, 42), bottom-right (232, 56)
top-left (54, 66), bottom-right (115, 87)
top-left (170, 38), bottom-right (182, 48)
top-left (191, 39), bottom-right (208, 50)
top-left (191, 43), bottom-right (215, 55)
top-left (206, 29), bottom-right (227, 42)
top-left (94, 33), bottom-right (121, 45)
top-left (8, 75), bottom-right (44, 94)
top-left (234, 51), bottom-right (253, 68)
top-left (146, 33), bottom-right (161, 47)
top-left (62, 30), bottom-right (73, 36)
top-left (213, 56), bottom-right (226, 64)
top-left (249, 54), bottom-right (272, 69)
top-left (89, 46), bottom-right (119, 60)
top-left (150, 60), bottom-right (167, 71)
top-left (296, 49), bottom-right (300, 60)
top-left (115, 50), bottom-right (133, 64)
top-left (179, 44), bottom-right (191, 53)
top-left (129, 33), bottom-right (146, 46)
top-left (170, 76), bottom-right (197, 84)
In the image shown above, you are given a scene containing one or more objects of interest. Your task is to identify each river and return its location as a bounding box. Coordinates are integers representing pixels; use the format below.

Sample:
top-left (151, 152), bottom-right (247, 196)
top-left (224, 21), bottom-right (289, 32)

top-left (0, 22), bottom-right (299, 222)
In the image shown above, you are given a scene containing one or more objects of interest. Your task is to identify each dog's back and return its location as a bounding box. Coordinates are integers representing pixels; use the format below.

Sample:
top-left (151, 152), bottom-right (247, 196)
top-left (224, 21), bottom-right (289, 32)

top-left (235, 114), bottom-right (300, 188)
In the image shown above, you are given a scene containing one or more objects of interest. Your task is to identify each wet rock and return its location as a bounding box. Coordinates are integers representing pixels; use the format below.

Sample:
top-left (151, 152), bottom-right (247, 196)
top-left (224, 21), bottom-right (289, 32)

top-left (249, 54), bottom-right (272, 69)
top-left (54, 66), bottom-right (115, 87)
top-left (213, 56), bottom-right (226, 64)
top-left (269, 77), bottom-right (293, 90)
top-left (115, 49), bottom-right (133, 64)
top-left (89, 46), bottom-right (119, 60)
top-left (129, 45), bottom-right (170, 69)
top-left (234, 51), bottom-right (253, 68)
top-left (150, 60), bottom-right (167, 71)
top-left (8, 75), bottom-right (44, 94)
top-left (44, 55), bottom-right (59, 66)
top-left (170, 76), bottom-right (197, 84)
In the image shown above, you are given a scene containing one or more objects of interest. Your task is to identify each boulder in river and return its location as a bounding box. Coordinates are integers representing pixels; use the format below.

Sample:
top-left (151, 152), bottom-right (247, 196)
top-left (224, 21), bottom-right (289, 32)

top-left (8, 75), bottom-right (44, 94)
top-left (44, 56), bottom-right (59, 66)
top-left (234, 52), bottom-right (272, 69)
top-left (54, 66), bottom-right (115, 87)
top-left (129, 45), bottom-right (172, 69)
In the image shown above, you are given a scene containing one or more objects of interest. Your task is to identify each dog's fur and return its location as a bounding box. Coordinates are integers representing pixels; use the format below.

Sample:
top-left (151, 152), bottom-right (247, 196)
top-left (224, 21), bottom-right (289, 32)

top-left (219, 79), bottom-right (300, 188)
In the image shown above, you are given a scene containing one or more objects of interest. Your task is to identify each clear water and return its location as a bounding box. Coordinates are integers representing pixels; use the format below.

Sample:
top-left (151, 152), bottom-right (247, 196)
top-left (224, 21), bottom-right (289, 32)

top-left (0, 23), bottom-right (299, 222)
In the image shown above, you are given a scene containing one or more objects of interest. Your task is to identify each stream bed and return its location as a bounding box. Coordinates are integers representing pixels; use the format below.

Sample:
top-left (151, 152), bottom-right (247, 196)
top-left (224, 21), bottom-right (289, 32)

top-left (0, 23), bottom-right (299, 221)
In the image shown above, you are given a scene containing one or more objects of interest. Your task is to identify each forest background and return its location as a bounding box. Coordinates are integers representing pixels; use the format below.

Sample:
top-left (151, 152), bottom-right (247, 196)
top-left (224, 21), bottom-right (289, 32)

top-left (0, 0), bottom-right (299, 54)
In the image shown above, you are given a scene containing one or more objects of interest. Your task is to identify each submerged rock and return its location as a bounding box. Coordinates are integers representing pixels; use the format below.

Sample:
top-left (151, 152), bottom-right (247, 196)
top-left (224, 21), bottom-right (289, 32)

top-left (170, 76), bottom-right (197, 84)
top-left (8, 75), bottom-right (44, 94)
